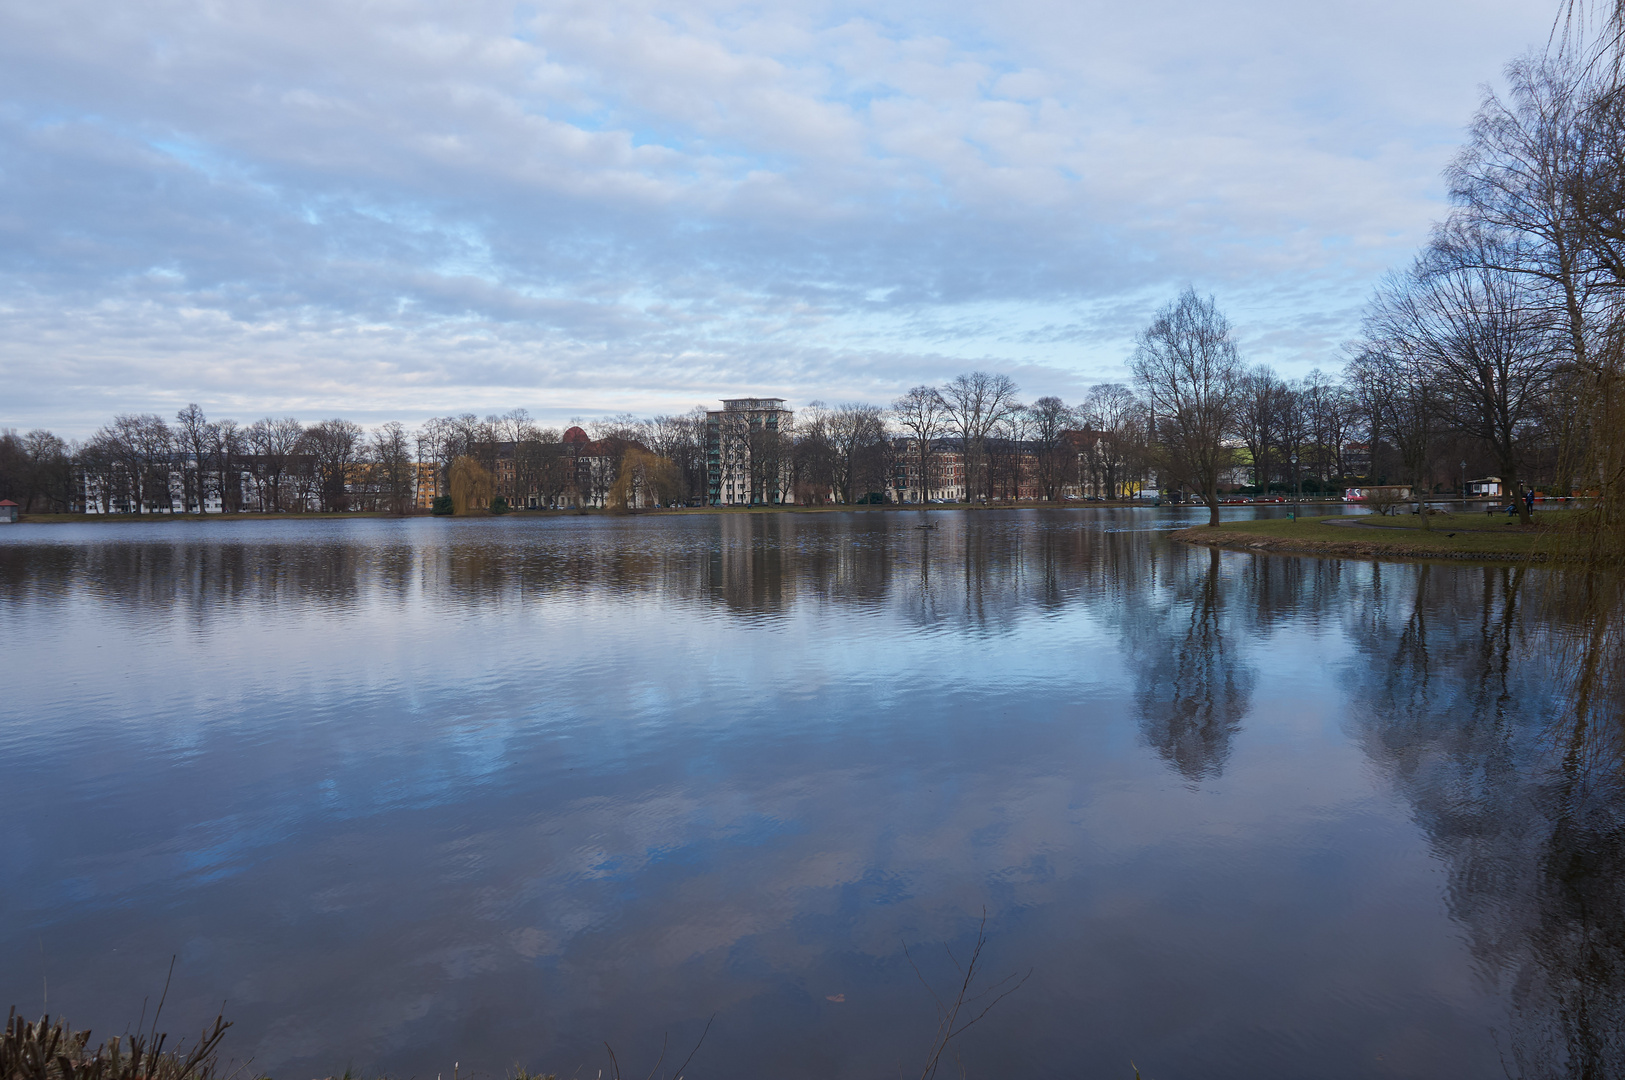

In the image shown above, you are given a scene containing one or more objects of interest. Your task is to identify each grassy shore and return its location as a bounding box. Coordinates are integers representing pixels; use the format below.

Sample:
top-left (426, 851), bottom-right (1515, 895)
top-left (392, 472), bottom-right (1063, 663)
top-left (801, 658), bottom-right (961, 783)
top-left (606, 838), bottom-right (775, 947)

top-left (1172, 510), bottom-right (1580, 562)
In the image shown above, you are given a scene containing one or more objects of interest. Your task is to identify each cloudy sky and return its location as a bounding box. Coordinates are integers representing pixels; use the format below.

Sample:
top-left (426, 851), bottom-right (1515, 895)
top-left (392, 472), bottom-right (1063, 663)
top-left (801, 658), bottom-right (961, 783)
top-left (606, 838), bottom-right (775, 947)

top-left (0, 0), bottom-right (1558, 434)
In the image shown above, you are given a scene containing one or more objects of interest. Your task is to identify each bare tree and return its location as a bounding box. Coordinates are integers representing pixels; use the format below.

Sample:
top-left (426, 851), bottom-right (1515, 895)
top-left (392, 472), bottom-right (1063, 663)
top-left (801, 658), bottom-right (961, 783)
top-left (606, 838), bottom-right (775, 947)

top-left (28, 430), bottom-right (75, 512)
top-left (304, 418), bottom-right (363, 512)
top-left (1348, 332), bottom-right (1440, 529)
top-left (1449, 44), bottom-right (1625, 552)
top-left (941, 372), bottom-right (1021, 502)
top-left (1372, 236), bottom-right (1560, 523)
top-left (645, 409), bottom-right (708, 505)
top-left (0, 430), bottom-right (21, 508)
top-left (589, 413), bottom-right (643, 442)
top-left (988, 400), bottom-right (1031, 500)
top-left (745, 415), bottom-right (793, 505)
top-left (414, 416), bottom-right (453, 508)
top-left (173, 404), bottom-right (212, 513)
top-left (1277, 379), bottom-right (1309, 499)
top-left (210, 419), bottom-right (244, 513)
top-left (532, 429), bottom-right (576, 508)
top-left (794, 402), bottom-right (838, 503)
top-left (1451, 54), bottom-right (1597, 381)
top-left (1, 429), bottom-right (75, 513)
top-left (1130, 289), bottom-right (1246, 526)
top-left (91, 414), bottom-right (173, 513)
top-left (1237, 368), bottom-right (1287, 496)
top-left (246, 417), bottom-right (304, 511)
top-left (1082, 383), bottom-right (1144, 499)
top-left (892, 385), bottom-right (949, 503)
top-left (862, 427), bottom-right (900, 502)
top-left (827, 402), bottom-right (888, 503)
top-left (1027, 396), bottom-right (1075, 501)
top-left (136, 415), bottom-right (175, 512)
top-left (512, 428), bottom-right (555, 510)
top-left (77, 433), bottom-right (117, 513)
top-left (448, 414), bottom-right (497, 474)
top-left (1301, 370), bottom-right (1358, 486)
top-left (488, 408), bottom-right (533, 505)
top-left (371, 422), bottom-right (415, 515)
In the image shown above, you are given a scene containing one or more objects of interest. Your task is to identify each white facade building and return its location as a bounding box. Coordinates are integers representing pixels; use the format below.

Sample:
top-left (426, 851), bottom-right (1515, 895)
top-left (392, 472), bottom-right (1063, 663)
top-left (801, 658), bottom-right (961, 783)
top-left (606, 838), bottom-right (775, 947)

top-left (706, 399), bottom-right (794, 505)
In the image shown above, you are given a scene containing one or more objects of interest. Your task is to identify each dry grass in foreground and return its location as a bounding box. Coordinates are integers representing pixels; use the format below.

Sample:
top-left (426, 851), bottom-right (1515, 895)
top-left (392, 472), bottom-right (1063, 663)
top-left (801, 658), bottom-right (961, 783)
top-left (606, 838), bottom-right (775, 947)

top-left (2, 1008), bottom-right (237, 1080)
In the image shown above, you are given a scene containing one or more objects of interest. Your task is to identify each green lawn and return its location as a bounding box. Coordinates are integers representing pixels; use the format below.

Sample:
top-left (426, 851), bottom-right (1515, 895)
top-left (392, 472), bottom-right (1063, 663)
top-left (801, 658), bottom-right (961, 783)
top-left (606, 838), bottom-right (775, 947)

top-left (1336, 508), bottom-right (1583, 532)
top-left (1181, 513), bottom-right (1565, 559)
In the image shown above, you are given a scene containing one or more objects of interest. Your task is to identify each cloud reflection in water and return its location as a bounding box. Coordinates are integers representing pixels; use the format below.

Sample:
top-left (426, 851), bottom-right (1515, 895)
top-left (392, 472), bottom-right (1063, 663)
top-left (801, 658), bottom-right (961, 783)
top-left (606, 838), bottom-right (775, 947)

top-left (1, 511), bottom-right (1621, 1080)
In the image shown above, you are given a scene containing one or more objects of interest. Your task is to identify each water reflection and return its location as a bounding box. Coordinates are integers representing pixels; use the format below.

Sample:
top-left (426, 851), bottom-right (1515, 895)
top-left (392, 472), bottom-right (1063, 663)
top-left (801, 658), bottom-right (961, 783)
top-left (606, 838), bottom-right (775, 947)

top-left (2, 511), bottom-right (1623, 1080)
top-left (0, 512), bottom-right (1202, 633)
top-left (1131, 547), bottom-right (1257, 781)
top-left (1343, 564), bottom-right (1625, 1079)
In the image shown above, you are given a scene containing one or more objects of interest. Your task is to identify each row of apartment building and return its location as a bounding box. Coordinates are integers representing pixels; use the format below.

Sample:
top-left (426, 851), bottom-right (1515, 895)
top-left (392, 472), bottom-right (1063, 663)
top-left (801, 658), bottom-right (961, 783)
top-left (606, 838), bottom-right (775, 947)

top-left (81, 397), bottom-right (1186, 514)
top-left (82, 424), bottom-right (634, 514)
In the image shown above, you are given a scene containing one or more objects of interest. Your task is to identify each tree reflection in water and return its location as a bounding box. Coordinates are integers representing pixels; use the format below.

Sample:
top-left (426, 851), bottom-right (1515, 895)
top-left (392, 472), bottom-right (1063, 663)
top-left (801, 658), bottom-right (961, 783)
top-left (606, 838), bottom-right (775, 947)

top-left (1344, 564), bottom-right (1625, 1079)
top-left (1131, 545), bottom-right (1257, 782)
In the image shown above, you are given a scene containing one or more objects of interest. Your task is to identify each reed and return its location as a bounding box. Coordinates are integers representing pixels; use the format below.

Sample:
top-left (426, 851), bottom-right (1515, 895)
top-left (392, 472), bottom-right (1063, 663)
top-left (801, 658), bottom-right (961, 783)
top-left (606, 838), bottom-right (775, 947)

top-left (1, 1008), bottom-right (234, 1080)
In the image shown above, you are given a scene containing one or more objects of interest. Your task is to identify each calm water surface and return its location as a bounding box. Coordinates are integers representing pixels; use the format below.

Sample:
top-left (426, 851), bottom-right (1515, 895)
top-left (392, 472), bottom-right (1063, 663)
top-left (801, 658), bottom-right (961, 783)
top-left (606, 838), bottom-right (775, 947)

top-left (2, 509), bottom-right (1621, 1079)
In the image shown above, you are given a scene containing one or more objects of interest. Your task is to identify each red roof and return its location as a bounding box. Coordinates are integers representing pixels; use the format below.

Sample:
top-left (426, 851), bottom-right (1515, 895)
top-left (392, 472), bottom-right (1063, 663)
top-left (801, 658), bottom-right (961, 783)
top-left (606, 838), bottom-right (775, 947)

top-left (0, 500), bottom-right (17, 507)
top-left (562, 426), bottom-right (590, 445)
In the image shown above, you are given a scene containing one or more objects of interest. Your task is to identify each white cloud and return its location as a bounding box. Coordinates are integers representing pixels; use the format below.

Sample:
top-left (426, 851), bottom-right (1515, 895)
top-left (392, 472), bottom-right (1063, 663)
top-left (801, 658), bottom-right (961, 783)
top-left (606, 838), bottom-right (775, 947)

top-left (0, 0), bottom-right (1560, 433)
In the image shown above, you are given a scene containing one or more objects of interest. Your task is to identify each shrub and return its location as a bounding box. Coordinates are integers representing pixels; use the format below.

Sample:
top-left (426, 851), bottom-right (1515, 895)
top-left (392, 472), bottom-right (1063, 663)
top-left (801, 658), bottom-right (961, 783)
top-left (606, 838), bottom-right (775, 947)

top-left (431, 495), bottom-right (453, 516)
top-left (1367, 488), bottom-right (1406, 516)
top-left (490, 496), bottom-right (510, 515)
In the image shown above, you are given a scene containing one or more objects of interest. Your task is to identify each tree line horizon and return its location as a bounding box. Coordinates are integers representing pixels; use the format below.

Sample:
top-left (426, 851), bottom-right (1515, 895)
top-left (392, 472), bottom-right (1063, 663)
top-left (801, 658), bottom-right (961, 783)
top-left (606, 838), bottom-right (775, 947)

top-left (0, 338), bottom-right (1557, 519)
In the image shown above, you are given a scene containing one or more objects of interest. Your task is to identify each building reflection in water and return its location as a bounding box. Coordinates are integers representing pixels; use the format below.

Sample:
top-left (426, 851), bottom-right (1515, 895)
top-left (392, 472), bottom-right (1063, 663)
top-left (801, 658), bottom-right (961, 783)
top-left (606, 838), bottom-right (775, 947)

top-left (0, 512), bottom-right (1180, 632)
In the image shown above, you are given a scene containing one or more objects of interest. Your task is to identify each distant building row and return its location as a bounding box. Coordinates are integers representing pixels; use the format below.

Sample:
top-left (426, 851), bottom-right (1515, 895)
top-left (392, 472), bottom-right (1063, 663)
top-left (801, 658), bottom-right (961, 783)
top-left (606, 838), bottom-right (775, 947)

top-left (81, 424), bottom-right (635, 514)
top-left (77, 396), bottom-right (1404, 515)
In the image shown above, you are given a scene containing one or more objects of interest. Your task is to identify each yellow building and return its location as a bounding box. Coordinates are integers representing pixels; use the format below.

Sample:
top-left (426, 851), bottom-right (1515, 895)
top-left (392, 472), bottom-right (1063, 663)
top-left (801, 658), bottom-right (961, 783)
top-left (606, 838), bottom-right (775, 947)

top-left (415, 461), bottom-right (441, 509)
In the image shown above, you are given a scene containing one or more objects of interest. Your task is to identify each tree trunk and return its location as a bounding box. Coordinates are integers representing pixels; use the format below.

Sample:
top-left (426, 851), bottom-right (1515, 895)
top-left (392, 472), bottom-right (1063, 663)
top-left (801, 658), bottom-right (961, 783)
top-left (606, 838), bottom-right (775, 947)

top-left (1508, 470), bottom-right (1531, 525)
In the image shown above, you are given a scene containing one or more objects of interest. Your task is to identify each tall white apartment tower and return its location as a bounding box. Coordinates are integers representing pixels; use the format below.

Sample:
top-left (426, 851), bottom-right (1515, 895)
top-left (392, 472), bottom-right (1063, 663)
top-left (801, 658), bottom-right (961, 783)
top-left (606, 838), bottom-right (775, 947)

top-left (705, 398), bottom-right (794, 505)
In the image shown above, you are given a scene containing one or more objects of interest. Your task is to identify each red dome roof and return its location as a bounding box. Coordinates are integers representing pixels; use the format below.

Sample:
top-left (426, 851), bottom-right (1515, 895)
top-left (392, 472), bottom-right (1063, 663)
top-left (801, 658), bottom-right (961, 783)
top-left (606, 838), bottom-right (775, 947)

top-left (562, 426), bottom-right (590, 444)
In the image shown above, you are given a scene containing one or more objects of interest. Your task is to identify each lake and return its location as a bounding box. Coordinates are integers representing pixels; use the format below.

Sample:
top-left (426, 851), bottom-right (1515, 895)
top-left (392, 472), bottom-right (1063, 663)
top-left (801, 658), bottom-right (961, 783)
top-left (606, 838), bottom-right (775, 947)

top-left (2, 508), bottom-right (1621, 1079)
